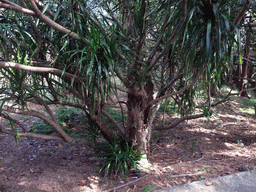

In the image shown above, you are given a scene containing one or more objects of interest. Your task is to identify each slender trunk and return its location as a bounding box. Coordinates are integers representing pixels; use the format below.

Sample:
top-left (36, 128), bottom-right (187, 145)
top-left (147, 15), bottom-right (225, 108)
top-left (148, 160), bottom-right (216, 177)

top-left (240, 60), bottom-right (249, 97)
top-left (240, 29), bottom-right (251, 97)
top-left (233, 65), bottom-right (241, 88)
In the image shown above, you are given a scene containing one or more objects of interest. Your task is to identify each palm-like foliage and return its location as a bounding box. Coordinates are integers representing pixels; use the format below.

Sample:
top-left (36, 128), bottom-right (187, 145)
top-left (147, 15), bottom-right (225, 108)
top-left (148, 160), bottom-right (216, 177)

top-left (0, 0), bottom-right (254, 171)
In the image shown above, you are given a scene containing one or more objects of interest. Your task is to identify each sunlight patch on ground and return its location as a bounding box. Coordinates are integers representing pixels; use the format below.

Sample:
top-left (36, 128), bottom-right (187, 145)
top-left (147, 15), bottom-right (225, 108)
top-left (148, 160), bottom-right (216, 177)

top-left (250, 130), bottom-right (256, 134)
top-left (165, 143), bottom-right (174, 148)
top-left (0, 167), bottom-right (5, 172)
top-left (220, 144), bottom-right (252, 158)
top-left (217, 113), bottom-right (240, 120)
top-left (185, 127), bottom-right (214, 134)
top-left (88, 176), bottom-right (100, 190)
top-left (18, 178), bottom-right (29, 186)
top-left (202, 137), bottom-right (212, 144)
top-left (239, 108), bottom-right (255, 115)
top-left (78, 186), bottom-right (97, 192)
top-left (37, 181), bottom-right (62, 191)
top-left (138, 154), bottom-right (153, 173)
top-left (224, 142), bottom-right (234, 147)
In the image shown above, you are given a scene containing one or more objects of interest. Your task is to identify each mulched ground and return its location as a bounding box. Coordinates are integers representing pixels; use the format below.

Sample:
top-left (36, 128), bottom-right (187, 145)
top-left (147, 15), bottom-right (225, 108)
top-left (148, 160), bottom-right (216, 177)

top-left (0, 98), bottom-right (256, 192)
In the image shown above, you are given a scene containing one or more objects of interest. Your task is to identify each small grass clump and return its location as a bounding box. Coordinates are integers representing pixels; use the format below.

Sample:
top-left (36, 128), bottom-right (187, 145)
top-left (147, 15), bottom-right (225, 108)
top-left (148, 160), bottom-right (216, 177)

top-left (142, 185), bottom-right (156, 192)
top-left (94, 137), bottom-right (142, 178)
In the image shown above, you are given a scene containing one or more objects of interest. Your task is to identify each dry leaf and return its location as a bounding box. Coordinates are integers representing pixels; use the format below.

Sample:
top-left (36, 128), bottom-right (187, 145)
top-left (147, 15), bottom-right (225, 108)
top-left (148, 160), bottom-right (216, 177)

top-left (205, 181), bottom-right (213, 186)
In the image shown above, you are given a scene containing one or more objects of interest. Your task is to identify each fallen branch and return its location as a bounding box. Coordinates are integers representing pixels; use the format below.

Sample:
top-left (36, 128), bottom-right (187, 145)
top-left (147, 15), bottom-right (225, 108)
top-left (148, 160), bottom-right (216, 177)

top-left (169, 171), bottom-right (204, 178)
top-left (103, 174), bottom-right (149, 192)
top-left (194, 155), bottom-right (204, 162)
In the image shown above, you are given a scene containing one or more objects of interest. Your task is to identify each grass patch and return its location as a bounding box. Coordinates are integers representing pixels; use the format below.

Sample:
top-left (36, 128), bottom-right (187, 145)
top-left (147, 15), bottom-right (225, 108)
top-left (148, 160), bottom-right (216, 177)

top-left (30, 107), bottom-right (87, 136)
top-left (30, 119), bottom-right (56, 134)
top-left (158, 99), bottom-right (179, 114)
top-left (219, 85), bottom-right (240, 95)
top-left (104, 108), bottom-right (126, 127)
top-left (218, 85), bottom-right (256, 116)
top-left (230, 96), bottom-right (256, 116)
top-left (55, 107), bottom-right (85, 126)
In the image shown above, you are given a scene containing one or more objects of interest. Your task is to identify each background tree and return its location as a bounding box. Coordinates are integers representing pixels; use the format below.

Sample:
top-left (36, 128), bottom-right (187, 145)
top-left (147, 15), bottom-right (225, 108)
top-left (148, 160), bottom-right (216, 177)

top-left (0, 0), bottom-right (254, 168)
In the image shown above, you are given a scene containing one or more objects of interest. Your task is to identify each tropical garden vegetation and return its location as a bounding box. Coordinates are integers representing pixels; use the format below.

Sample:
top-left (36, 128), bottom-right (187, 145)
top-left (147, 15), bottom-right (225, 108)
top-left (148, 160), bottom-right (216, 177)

top-left (0, 0), bottom-right (255, 174)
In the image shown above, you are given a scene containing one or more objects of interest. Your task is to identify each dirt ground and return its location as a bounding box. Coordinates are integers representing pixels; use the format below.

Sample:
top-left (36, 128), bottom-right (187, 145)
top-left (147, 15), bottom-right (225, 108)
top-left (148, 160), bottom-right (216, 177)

top-left (0, 98), bottom-right (256, 192)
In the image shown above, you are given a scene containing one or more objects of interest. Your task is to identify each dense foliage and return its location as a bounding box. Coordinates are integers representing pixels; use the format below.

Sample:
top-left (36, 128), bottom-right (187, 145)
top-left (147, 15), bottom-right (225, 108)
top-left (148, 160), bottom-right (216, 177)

top-left (0, 0), bottom-right (255, 172)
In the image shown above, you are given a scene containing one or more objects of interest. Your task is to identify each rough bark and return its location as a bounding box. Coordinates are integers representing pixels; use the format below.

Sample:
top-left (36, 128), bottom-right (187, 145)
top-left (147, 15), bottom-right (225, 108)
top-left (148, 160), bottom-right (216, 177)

top-left (127, 80), bottom-right (154, 155)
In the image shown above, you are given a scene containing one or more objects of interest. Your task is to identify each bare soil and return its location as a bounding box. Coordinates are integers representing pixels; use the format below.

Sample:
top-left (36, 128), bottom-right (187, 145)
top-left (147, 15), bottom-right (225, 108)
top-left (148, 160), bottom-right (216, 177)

top-left (0, 98), bottom-right (256, 192)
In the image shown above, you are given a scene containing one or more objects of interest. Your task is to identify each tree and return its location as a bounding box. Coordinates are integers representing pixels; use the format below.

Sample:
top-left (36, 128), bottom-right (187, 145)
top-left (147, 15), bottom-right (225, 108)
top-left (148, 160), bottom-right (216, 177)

top-left (232, 5), bottom-right (255, 97)
top-left (0, 0), bottom-right (254, 167)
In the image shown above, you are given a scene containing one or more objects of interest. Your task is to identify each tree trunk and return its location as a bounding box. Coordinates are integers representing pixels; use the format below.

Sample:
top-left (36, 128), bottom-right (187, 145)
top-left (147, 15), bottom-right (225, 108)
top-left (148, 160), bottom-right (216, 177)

top-left (127, 81), bottom-right (154, 156)
top-left (240, 59), bottom-right (249, 97)
top-left (239, 28), bottom-right (251, 97)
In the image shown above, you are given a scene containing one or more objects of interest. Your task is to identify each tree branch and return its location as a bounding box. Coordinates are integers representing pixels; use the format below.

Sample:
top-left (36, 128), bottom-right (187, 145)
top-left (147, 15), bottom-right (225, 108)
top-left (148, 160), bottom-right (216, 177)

top-left (231, 0), bottom-right (250, 33)
top-left (158, 71), bottom-right (184, 97)
top-left (43, 101), bottom-right (86, 109)
top-left (27, 0), bottom-right (87, 42)
top-left (146, 0), bottom-right (173, 65)
top-left (0, 1), bottom-right (36, 16)
top-left (145, 64), bottom-right (206, 110)
top-left (24, 85), bottom-right (59, 124)
top-left (82, 7), bottom-right (106, 37)
top-left (34, 0), bottom-right (55, 20)
top-left (145, 0), bottom-right (187, 73)
top-left (107, 7), bottom-right (125, 34)
top-left (49, 78), bottom-right (90, 107)
top-left (155, 84), bottom-right (256, 131)
top-left (3, 105), bottom-right (74, 143)
top-left (0, 125), bottom-right (64, 141)
top-left (102, 110), bottom-right (125, 135)
top-left (0, 61), bottom-right (79, 82)
top-left (154, 113), bottom-right (204, 130)
top-left (0, 112), bottom-right (28, 132)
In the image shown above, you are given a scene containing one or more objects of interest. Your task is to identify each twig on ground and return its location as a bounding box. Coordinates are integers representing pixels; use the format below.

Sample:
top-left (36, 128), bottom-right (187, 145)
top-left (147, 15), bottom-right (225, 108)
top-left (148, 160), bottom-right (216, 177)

top-left (103, 174), bottom-right (149, 192)
top-left (216, 122), bottom-right (237, 129)
top-left (194, 155), bottom-right (204, 162)
top-left (169, 171), bottom-right (204, 178)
